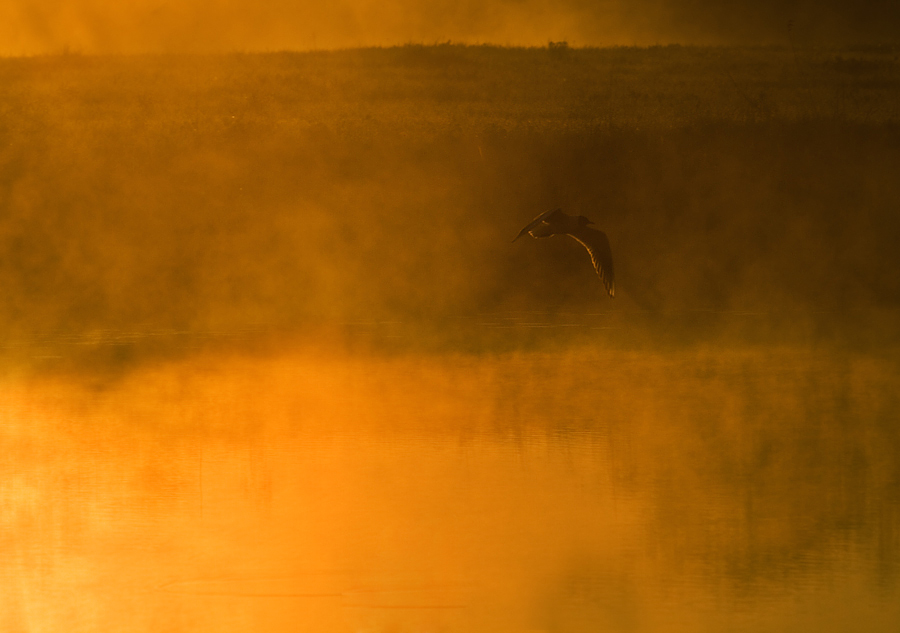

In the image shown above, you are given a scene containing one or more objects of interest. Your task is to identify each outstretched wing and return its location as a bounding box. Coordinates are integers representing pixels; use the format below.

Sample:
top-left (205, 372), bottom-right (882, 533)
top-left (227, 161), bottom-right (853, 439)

top-left (568, 226), bottom-right (615, 298)
top-left (512, 208), bottom-right (562, 242)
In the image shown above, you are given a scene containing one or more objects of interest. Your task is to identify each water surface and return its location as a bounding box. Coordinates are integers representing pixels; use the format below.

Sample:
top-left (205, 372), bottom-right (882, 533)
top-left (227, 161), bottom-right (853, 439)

top-left (2, 340), bottom-right (898, 632)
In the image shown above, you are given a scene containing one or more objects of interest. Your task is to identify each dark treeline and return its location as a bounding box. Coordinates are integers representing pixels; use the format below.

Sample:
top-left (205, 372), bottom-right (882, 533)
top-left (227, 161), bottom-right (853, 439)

top-left (1, 46), bottom-right (899, 352)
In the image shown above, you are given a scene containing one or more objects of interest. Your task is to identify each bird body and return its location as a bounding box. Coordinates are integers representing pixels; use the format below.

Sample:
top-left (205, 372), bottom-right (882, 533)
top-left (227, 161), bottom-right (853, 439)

top-left (513, 208), bottom-right (615, 297)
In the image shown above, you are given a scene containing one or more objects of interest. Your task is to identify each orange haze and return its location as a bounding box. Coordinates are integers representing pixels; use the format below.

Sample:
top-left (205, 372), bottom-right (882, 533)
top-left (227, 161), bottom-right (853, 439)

top-left (1, 0), bottom-right (898, 55)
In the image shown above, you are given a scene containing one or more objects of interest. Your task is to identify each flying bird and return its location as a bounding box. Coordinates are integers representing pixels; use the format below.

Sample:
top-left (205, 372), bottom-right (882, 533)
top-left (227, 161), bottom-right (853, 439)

top-left (513, 208), bottom-right (615, 297)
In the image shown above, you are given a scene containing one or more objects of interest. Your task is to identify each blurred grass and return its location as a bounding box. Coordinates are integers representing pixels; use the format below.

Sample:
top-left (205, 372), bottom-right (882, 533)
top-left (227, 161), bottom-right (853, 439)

top-left (1, 45), bottom-right (899, 362)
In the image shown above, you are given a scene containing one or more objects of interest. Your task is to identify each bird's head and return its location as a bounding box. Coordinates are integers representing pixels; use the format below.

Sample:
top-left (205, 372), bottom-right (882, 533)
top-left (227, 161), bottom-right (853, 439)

top-left (578, 216), bottom-right (594, 226)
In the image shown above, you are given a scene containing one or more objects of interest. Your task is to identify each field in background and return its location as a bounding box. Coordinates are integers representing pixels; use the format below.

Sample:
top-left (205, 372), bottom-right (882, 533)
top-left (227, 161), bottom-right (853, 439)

top-left (1, 45), bottom-right (899, 362)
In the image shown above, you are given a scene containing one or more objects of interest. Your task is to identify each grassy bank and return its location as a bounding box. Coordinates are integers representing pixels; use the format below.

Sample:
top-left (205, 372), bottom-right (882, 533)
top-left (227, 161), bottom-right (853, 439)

top-left (1, 45), bottom-right (899, 356)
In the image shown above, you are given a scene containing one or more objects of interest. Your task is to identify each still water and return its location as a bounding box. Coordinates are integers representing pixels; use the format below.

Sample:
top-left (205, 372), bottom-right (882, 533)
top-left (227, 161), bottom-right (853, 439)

top-left (2, 337), bottom-right (899, 632)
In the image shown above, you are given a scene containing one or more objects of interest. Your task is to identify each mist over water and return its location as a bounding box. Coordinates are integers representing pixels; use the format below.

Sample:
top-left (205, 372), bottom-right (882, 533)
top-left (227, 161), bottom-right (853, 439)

top-left (2, 46), bottom-right (900, 355)
top-left (1, 42), bottom-right (899, 632)
top-left (3, 347), bottom-right (899, 631)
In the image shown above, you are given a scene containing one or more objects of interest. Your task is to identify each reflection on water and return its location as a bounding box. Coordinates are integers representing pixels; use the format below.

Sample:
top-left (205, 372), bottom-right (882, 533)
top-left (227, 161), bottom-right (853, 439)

top-left (2, 343), bottom-right (899, 632)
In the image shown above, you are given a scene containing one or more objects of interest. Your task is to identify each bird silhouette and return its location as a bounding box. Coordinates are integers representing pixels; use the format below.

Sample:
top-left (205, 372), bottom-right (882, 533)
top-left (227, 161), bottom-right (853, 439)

top-left (513, 208), bottom-right (615, 297)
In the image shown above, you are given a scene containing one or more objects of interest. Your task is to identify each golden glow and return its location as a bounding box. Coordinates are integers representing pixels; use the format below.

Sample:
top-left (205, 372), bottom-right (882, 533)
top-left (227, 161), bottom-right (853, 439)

top-left (2, 348), bottom-right (898, 631)
top-left (1, 4), bottom-right (899, 630)
top-left (2, 1), bottom-right (898, 55)
top-left (0, 0), bottom-right (640, 55)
